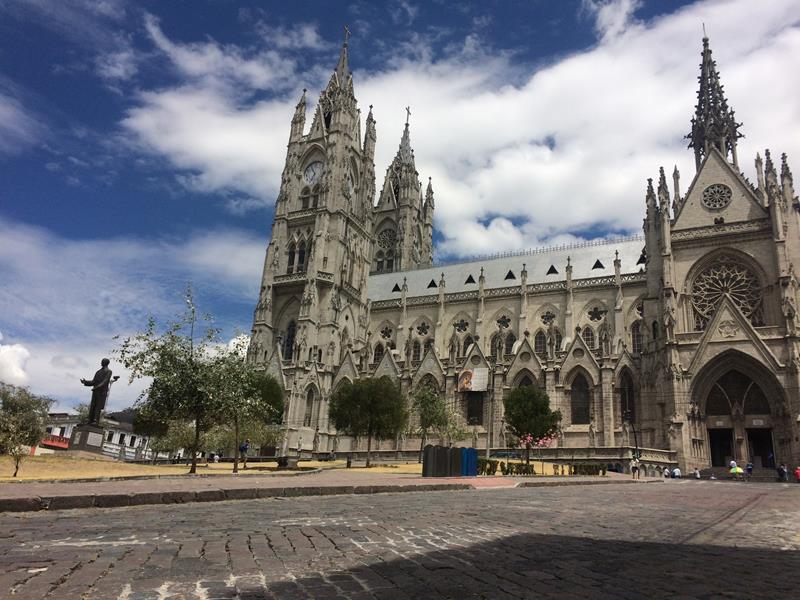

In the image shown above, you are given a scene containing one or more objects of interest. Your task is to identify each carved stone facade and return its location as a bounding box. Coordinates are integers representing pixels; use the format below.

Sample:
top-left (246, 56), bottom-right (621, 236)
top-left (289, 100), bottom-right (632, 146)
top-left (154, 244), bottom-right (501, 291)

top-left (250, 36), bottom-right (800, 471)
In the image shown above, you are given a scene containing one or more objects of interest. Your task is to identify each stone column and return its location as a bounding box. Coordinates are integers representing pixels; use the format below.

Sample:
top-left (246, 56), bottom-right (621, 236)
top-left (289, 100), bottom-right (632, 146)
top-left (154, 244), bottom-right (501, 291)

top-left (601, 365), bottom-right (615, 447)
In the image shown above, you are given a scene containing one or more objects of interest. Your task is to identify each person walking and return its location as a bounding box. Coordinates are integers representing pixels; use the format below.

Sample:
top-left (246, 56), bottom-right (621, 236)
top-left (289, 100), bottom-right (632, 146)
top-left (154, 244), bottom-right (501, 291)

top-left (745, 461), bottom-right (754, 480)
top-left (693, 467), bottom-right (701, 479)
top-left (631, 457), bottom-right (641, 480)
top-left (672, 466), bottom-right (682, 478)
top-left (239, 439), bottom-right (251, 470)
top-left (663, 467), bottom-right (671, 479)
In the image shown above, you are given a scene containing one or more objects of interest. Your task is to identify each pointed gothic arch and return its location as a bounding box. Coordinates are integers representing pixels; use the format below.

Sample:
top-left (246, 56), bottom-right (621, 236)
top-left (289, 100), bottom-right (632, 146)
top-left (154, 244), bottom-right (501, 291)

top-left (462, 335), bottom-right (474, 357)
top-left (569, 373), bottom-right (591, 425)
top-left (303, 384), bottom-right (318, 428)
top-left (504, 332), bottom-right (517, 356)
top-left (533, 330), bottom-right (547, 356)
top-left (373, 342), bottom-right (384, 365)
top-left (617, 368), bottom-right (636, 423)
top-left (512, 369), bottom-right (537, 388)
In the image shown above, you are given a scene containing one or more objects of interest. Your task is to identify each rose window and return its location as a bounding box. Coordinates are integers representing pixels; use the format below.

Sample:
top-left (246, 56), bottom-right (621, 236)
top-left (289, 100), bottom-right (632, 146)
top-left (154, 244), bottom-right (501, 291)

top-left (701, 184), bottom-right (732, 210)
top-left (691, 259), bottom-right (763, 330)
top-left (377, 229), bottom-right (396, 249)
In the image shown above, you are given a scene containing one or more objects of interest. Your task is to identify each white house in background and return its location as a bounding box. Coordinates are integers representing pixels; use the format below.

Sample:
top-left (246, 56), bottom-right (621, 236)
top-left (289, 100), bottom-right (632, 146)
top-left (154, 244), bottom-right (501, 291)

top-left (40, 411), bottom-right (157, 460)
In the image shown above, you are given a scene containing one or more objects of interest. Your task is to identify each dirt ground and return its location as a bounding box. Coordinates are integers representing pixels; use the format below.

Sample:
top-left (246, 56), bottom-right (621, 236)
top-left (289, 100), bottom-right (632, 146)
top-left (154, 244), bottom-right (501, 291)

top-left (0, 455), bottom-right (426, 481)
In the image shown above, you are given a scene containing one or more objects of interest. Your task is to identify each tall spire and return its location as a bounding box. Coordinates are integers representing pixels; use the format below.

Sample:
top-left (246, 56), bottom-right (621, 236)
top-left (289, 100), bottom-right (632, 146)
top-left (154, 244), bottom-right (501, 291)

top-left (397, 107), bottom-right (413, 164)
top-left (335, 25), bottom-right (351, 83)
top-left (687, 35), bottom-right (742, 170)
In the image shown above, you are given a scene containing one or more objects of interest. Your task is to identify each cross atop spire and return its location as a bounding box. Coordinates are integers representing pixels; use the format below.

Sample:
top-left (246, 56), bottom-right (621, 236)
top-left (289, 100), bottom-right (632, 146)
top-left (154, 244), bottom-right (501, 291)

top-left (687, 34), bottom-right (742, 170)
top-left (405, 106), bottom-right (411, 125)
top-left (334, 25), bottom-right (351, 83)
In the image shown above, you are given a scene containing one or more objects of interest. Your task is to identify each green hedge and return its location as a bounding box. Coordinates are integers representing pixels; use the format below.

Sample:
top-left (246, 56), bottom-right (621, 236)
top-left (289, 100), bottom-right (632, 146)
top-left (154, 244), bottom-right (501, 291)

top-left (477, 458), bottom-right (500, 476)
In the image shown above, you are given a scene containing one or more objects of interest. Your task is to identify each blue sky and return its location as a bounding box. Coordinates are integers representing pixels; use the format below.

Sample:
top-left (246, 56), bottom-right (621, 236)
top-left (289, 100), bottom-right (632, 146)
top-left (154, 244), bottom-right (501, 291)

top-left (1, 0), bottom-right (799, 410)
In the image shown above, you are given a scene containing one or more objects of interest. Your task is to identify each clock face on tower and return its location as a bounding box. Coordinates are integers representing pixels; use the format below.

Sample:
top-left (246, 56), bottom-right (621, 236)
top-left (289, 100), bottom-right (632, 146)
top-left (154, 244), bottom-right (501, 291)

top-left (303, 161), bottom-right (323, 185)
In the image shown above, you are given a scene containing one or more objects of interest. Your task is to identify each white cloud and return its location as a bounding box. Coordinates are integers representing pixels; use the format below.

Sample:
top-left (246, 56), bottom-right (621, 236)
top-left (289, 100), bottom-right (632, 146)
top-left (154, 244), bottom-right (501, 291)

top-left (120, 0), bottom-right (800, 257)
top-left (0, 91), bottom-right (43, 155)
top-left (257, 22), bottom-right (332, 51)
top-left (0, 331), bottom-right (31, 386)
top-left (0, 217), bottom-right (265, 410)
top-left (144, 14), bottom-right (295, 92)
top-left (582, 0), bottom-right (642, 41)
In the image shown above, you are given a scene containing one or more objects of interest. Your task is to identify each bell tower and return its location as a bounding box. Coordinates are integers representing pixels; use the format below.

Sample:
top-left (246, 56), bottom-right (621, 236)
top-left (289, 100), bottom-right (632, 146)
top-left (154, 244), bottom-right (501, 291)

top-left (249, 29), bottom-right (375, 374)
top-left (371, 109), bottom-right (434, 273)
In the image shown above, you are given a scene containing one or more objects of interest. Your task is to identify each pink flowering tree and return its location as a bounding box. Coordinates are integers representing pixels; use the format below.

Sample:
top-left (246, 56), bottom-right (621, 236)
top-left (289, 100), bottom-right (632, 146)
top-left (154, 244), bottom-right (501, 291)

top-left (503, 386), bottom-right (561, 465)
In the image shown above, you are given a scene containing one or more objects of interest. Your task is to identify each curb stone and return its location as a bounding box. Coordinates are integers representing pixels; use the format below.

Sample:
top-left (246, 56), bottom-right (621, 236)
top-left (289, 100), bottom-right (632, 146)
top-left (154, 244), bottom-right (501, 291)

top-left (0, 477), bottom-right (650, 513)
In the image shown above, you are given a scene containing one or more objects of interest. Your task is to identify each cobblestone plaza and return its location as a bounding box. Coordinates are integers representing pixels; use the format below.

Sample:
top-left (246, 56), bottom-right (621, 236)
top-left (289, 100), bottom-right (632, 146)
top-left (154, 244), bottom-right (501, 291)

top-left (1, 482), bottom-right (798, 598)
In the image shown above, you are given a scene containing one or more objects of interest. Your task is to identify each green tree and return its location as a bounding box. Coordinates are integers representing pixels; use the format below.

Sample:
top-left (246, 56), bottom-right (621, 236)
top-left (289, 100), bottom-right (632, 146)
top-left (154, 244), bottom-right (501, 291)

top-left (0, 383), bottom-right (52, 477)
top-left (410, 387), bottom-right (447, 462)
top-left (503, 386), bottom-right (561, 464)
top-left (142, 419), bottom-right (196, 463)
top-left (436, 406), bottom-right (468, 447)
top-left (208, 337), bottom-right (284, 472)
top-left (329, 376), bottom-right (407, 467)
top-left (116, 288), bottom-right (222, 474)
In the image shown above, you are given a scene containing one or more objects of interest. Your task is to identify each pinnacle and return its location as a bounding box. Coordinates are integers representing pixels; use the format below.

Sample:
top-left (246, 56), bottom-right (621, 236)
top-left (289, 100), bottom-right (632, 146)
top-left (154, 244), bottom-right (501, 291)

top-left (781, 153), bottom-right (793, 183)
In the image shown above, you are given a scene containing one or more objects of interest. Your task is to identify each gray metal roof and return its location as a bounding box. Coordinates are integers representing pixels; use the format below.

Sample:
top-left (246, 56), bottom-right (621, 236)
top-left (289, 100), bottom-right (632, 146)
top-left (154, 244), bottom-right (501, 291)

top-left (367, 236), bottom-right (645, 301)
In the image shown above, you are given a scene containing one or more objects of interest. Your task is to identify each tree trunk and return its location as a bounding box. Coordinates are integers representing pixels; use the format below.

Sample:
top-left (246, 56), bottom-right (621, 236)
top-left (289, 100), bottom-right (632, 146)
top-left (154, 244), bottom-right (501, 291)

top-left (366, 433), bottom-right (372, 468)
top-left (418, 430), bottom-right (427, 463)
top-left (525, 443), bottom-right (531, 465)
top-left (233, 414), bottom-right (240, 474)
top-left (13, 457), bottom-right (21, 478)
top-left (189, 419), bottom-right (201, 474)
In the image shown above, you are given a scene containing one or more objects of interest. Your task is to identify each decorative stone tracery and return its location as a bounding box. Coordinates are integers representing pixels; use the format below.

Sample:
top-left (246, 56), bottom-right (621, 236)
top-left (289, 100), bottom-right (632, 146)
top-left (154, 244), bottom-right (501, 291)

top-left (690, 258), bottom-right (763, 330)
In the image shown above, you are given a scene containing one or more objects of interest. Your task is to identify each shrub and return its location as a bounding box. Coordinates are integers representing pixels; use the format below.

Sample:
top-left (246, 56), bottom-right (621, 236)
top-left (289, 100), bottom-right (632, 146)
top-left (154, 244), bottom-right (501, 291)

top-left (487, 460), bottom-right (499, 475)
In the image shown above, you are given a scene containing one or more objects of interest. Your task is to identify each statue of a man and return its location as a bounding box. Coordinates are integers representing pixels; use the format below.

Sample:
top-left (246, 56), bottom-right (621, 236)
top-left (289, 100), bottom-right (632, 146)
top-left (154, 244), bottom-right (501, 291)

top-left (80, 358), bottom-right (118, 425)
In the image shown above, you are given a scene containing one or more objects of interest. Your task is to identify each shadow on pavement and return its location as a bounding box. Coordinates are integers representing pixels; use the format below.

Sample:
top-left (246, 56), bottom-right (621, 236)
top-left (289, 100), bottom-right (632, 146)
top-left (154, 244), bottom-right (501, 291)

top-left (248, 531), bottom-right (800, 599)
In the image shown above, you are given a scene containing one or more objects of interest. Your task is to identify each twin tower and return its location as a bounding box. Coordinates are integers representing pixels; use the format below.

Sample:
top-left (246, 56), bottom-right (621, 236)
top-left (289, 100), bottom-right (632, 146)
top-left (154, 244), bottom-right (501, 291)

top-left (248, 36), bottom-right (433, 372)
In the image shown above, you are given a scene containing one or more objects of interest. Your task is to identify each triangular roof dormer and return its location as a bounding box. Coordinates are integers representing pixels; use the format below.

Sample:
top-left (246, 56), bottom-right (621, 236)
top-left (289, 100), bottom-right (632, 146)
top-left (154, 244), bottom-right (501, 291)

top-left (372, 345), bottom-right (401, 378)
top-left (332, 349), bottom-right (359, 389)
top-left (687, 295), bottom-right (782, 375)
top-left (673, 148), bottom-right (767, 231)
top-left (265, 344), bottom-right (287, 390)
top-left (461, 337), bottom-right (491, 371)
top-left (412, 346), bottom-right (445, 386)
top-left (505, 336), bottom-right (544, 382)
top-left (559, 330), bottom-right (601, 382)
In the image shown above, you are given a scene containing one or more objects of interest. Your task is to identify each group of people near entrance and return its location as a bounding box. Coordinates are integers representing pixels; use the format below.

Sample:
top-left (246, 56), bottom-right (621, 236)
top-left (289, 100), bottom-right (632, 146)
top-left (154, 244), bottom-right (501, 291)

top-left (630, 458), bottom-right (800, 482)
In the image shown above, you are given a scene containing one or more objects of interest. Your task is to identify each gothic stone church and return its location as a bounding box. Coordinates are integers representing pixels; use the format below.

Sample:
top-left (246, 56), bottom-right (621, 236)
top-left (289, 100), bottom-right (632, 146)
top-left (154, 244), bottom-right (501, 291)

top-left (248, 35), bottom-right (800, 472)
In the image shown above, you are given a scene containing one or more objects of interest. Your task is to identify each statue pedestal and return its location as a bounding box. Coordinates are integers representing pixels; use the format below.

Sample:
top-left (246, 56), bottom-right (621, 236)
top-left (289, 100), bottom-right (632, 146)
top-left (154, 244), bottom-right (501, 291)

top-left (69, 424), bottom-right (106, 455)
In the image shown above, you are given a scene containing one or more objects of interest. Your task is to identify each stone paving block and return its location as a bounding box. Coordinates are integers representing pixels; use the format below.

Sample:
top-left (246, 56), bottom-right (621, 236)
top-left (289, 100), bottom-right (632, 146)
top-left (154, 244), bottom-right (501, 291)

top-left (93, 493), bottom-right (132, 508)
top-left (0, 496), bottom-right (42, 512)
top-left (45, 494), bottom-right (95, 510)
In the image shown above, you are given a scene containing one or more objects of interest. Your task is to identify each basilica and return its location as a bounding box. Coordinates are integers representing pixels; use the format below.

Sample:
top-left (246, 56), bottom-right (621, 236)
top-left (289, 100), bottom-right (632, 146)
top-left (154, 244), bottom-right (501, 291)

top-left (248, 34), bottom-right (800, 472)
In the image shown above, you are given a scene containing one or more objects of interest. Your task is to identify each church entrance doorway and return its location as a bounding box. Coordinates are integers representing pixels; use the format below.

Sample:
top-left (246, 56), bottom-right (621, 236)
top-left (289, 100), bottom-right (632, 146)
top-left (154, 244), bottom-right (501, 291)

top-left (746, 428), bottom-right (774, 468)
top-left (697, 357), bottom-right (782, 468)
top-left (708, 428), bottom-right (733, 467)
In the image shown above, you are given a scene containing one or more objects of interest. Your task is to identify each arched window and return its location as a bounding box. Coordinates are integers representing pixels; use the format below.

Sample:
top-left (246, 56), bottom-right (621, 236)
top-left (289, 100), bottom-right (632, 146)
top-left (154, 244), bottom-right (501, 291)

top-left (581, 327), bottom-right (595, 349)
top-left (534, 331), bottom-right (547, 356)
top-left (619, 370), bottom-right (635, 422)
top-left (504, 333), bottom-right (516, 356)
top-left (287, 243), bottom-right (296, 274)
top-left (631, 321), bottom-right (643, 354)
top-left (743, 384), bottom-right (770, 414)
top-left (423, 338), bottom-right (434, 356)
top-left (518, 374), bottom-right (534, 387)
top-left (489, 334), bottom-right (500, 360)
top-left (570, 374), bottom-right (591, 424)
top-left (375, 251), bottom-right (384, 273)
top-left (462, 335), bottom-right (473, 356)
top-left (705, 386), bottom-right (730, 415)
top-left (311, 184), bottom-right (320, 208)
top-left (373, 343), bottom-right (384, 364)
top-left (555, 329), bottom-right (563, 352)
top-left (283, 321), bottom-right (296, 361)
top-left (300, 187), bottom-right (310, 210)
top-left (303, 387), bottom-right (315, 427)
top-left (412, 341), bottom-right (421, 362)
top-left (385, 251), bottom-right (394, 272)
top-left (296, 240), bottom-right (306, 273)
top-left (651, 320), bottom-right (658, 341)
